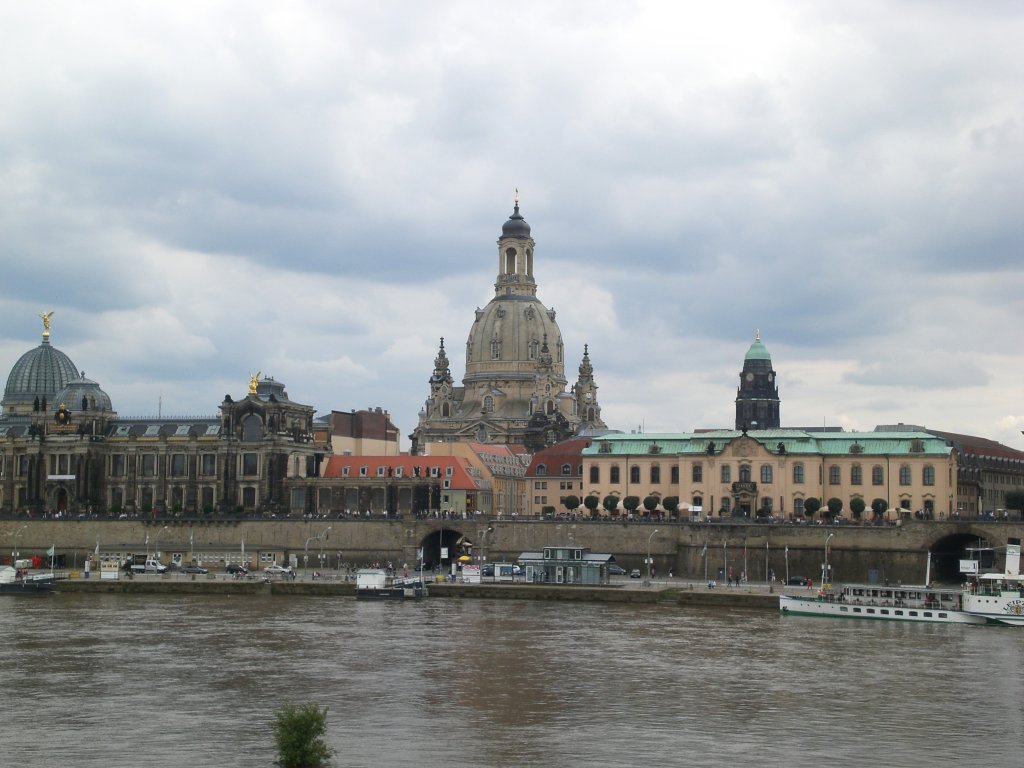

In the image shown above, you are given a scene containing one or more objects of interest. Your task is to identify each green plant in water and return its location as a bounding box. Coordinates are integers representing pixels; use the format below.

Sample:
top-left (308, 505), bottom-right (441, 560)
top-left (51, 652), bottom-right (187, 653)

top-left (273, 703), bottom-right (335, 768)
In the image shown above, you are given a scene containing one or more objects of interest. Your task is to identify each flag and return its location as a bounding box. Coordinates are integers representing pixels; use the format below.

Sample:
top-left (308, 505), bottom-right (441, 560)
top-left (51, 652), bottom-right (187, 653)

top-left (46, 545), bottom-right (55, 556)
top-left (785, 545), bottom-right (789, 556)
top-left (700, 544), bottom-right (707, 557)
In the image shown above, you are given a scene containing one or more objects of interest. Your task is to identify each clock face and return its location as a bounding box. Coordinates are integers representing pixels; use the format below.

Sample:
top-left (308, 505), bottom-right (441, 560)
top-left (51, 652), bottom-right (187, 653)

top-left (767, 373), bottom-right (774, 382)
top-left (746, 373), bottom-right (754, 382)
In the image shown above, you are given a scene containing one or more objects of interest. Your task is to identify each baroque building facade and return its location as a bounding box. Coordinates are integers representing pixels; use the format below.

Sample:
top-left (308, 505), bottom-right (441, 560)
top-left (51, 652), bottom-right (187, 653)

top-left (410, 199), bottom-right (606, 455)
top-left (581, 429), bottom-right (958, 520)
top-left (0, 317), bottom-right (324, 517)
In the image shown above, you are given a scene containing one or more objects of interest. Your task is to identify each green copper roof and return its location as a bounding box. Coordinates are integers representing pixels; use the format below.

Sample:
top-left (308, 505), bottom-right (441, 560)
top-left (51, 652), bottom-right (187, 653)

top-left (581, 430), bottom-right (953, 458)
top-left (745, 336), bottom-right (771, 361)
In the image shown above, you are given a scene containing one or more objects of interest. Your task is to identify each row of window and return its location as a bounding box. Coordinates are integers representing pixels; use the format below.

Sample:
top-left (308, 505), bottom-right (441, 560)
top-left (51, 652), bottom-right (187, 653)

top-left (587, 462), bottom-right (939, 487)
top-left (534, 463), bottom-right (582, 477)
top-left (338, 465), bottom-right (455, 479)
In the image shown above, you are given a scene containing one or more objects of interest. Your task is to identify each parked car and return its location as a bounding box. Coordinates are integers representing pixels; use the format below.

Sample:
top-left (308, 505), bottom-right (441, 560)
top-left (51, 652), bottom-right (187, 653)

top-left (608, 564), bottom-right (627, 576)
top-left (181, 565), bottom-right (208, 575)
top-left (629, 568), bottom-right (642, 579)
top-left (482, 564), bottom-right (495, 577)
top-left (264, 565), bottom-right (293, 575)
top-left (786, 576), bottom-right (811, 586)
top-left (225, 564), bottom-right (249, 576)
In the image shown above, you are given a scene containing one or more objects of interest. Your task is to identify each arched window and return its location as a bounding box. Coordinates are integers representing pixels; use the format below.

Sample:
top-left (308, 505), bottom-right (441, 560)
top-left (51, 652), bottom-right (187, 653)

top-left (793, 463), bottom-right (805, 483)
top-left (536, 464), bottom-right (547, 476)
top-left (670, 466), bottom-right (679, 484)
top-left (692, 463), bottom-right (703, 482)
top-left (483, 396), bottom-right (494, 413)
top-left (692, 496), bottom-right (703, 509)
top-left (630, 465), bottom-right (640, 484)
top-left (650, 465), bottom-right (660, 484)
top-left (561, 463), bottom-right (572, 476)
top-left (610, 465), bottom-right (620, 484)
top-left (504, 247), bottom-right (516, 273)
top-left (760, 464), bottom-right (773, 484)
top-left (441, 402), bottom-right (451, 418)
top-left (589, 465), bottom-right (600, 483)
top-left (242, 414), bottom-right (263, 442)
top-left (829, 465), bottom-right (841, 485)
top-left (923, 465), bottom-right (935, 486)
top-left (490, 340), bottom-right (501, 359)
top-left (851, 464), bottom-right (863, 485)
top-left (794, 497), bottom-right (805, 516)
top-left (529, 339), bottom-right (539, 359)
top-left (872, 465), bottom-right (884, 485)
top-left (739, 464), bottom-right (751, 482)
top-left (899, 465), bottom-right (911, 485)
top-left (546, 400), bottom-right (555, 415)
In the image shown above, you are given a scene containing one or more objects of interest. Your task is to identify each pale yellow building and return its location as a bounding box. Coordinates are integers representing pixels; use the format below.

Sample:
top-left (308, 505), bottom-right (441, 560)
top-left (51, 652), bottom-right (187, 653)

top-left (581, 429), bottom-right (958, 520)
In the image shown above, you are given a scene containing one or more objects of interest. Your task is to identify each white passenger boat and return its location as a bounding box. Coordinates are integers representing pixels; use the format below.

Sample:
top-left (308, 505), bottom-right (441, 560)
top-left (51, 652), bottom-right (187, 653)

top-left (779, 537), bottom-right (1024, 626)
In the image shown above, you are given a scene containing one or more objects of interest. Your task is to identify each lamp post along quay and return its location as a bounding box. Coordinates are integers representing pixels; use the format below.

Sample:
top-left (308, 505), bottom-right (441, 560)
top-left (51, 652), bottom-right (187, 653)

top-left (644, 529), bottom-right (658, 587)
top-left (823, 533), bottom-right (835, 588)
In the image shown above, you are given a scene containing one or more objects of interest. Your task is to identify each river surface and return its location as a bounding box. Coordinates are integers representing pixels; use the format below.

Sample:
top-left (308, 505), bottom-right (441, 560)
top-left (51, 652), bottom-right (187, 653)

top-left (0, 592), bottom-right (1021, 767)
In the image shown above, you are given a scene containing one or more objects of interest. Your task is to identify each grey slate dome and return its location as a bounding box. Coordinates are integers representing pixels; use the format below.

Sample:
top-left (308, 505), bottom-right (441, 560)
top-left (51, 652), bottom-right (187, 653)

top-left (500, 203), bottom-right (532, 239)
top-left (4, 337), bottom-right (79, 410)
top-left (55, 372), bottom-right (113, 413)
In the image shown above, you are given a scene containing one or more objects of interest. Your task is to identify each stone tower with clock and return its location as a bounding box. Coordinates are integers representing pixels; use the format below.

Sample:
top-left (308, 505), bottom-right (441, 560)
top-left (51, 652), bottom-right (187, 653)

top-left (735, 330), bottom-right (780, 430)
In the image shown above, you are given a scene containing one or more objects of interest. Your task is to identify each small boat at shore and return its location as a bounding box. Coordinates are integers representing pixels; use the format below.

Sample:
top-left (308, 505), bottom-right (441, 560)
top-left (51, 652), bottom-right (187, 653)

top-left (0, 565), bottom-right (57, 595)
top-left (780, 537), bottom-right (1024, 626)
top-left (354, 568), bottom-right (428, 600)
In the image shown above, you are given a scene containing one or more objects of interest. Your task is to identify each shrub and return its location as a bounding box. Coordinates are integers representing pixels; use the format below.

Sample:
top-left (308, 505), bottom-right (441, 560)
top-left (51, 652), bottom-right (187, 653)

top-left (583, 495), bottom-right (600, 517)
top-left (827, 497), bottom-right (844, 518)
top-left (850, 498), bottom-right (866, 519)
top-left (871, 498), bottom-right (888, 519)
top-left (622, 495), bottom-right (641, 516)
top-left (643, 495), bottom-right (660, 515)
top-left (602, 495), bottom-right (620, 516)
top-left (803, 498), bottom-right (821, 519)
top-left (562, 495), bottom-right (580, 513)
top-left (662, 496), bottom-right (679, 517)
top-left (273, 703), bottom-right (335, 768)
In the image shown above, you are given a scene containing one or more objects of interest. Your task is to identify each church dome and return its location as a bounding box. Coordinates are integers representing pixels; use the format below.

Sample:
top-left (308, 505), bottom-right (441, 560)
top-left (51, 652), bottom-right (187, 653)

top-left (4, 337), bottom-right (79, 410)
top-left (55, 372), bottom-right (113, 413)
top-left (500, 203), bottom-right (532, 239)
top-left (464, 297), bottom-right (565, 382)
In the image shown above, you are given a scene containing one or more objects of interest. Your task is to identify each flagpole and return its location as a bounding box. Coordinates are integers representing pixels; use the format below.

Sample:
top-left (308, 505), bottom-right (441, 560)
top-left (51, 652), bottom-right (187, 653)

top-left (765, 540), bottom-right (769, 584)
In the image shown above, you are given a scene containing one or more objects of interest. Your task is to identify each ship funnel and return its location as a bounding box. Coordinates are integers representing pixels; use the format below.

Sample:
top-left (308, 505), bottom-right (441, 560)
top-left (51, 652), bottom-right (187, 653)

top-left (1006, 537), bottom-right (1021, 576)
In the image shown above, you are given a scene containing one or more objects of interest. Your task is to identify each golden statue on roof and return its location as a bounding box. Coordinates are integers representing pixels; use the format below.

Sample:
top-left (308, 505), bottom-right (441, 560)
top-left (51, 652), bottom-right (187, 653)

top-left (40, 311), bottom-right (54, 338)
top-left (249, 371), bottom-right (261, 395)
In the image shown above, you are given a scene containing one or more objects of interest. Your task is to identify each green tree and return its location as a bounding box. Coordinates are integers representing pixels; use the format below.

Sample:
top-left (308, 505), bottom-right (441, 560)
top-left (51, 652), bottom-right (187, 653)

top-left (826, 497), bottom-right (843, 520)
top-left (584, 494), bottom-right (600, 518)
top-left (273, 703), bottom-right (335, 768)
top-left (602, 494), bottom-right (620, 516)
top-left (871, 498), bottom-right (888, 521)
top-left (803, 497), bottom-right (821, 521)
top-left (562, 495), bottom-right (580, 514)
top-left (662, 496), bottom-right (679, 518)
top-left (642, 495), bottom-right (660, 516)
top-left (850, 497), bottom-right (866, 520)
top-left (622, 495), bottom-right (641, 517)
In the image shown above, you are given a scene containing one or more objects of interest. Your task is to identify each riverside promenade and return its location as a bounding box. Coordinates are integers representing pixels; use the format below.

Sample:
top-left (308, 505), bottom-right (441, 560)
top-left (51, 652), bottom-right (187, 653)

top-left (54, 571), bottom-right (783, 610)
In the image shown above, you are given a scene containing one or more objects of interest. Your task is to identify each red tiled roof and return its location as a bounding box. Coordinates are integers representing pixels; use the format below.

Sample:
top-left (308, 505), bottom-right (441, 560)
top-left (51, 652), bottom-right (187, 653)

top-left (322, 455), bottom-right (480, 489)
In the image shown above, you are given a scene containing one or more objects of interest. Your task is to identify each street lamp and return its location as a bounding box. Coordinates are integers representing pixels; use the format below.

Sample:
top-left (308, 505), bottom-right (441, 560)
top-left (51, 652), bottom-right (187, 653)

top-left (11, 524), bottom-right (28, 564)
top-left (643, 529), bottom-right (658, 587)
top-left (823, 533), bottom-right (835, 588)
top-left (154, 525), bottom-right (169, 565)
top-left (319, 526), bottom-right (332, 570)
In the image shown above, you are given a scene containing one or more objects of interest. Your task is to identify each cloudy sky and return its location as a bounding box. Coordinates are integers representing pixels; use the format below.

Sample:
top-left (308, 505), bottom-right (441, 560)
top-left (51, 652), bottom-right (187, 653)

top-left (2, 1), bottom-right (1022, 450)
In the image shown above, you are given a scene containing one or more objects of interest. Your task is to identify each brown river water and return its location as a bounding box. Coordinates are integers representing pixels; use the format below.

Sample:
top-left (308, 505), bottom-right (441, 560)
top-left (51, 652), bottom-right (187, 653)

top-left (0, 592), bottom-right (1021, 767)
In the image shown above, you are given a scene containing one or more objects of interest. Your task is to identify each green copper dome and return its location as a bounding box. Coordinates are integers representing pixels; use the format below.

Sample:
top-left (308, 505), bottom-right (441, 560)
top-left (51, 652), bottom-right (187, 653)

top-left (744, 331), bottom-right (771, 361)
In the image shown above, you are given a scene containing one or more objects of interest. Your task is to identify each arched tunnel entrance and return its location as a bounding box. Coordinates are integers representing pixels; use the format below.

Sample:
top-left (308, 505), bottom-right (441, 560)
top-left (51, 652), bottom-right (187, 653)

top-left (928, 533), bottom-right (999, 583)
top-left (419, 527), bottom-right (472, 572)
